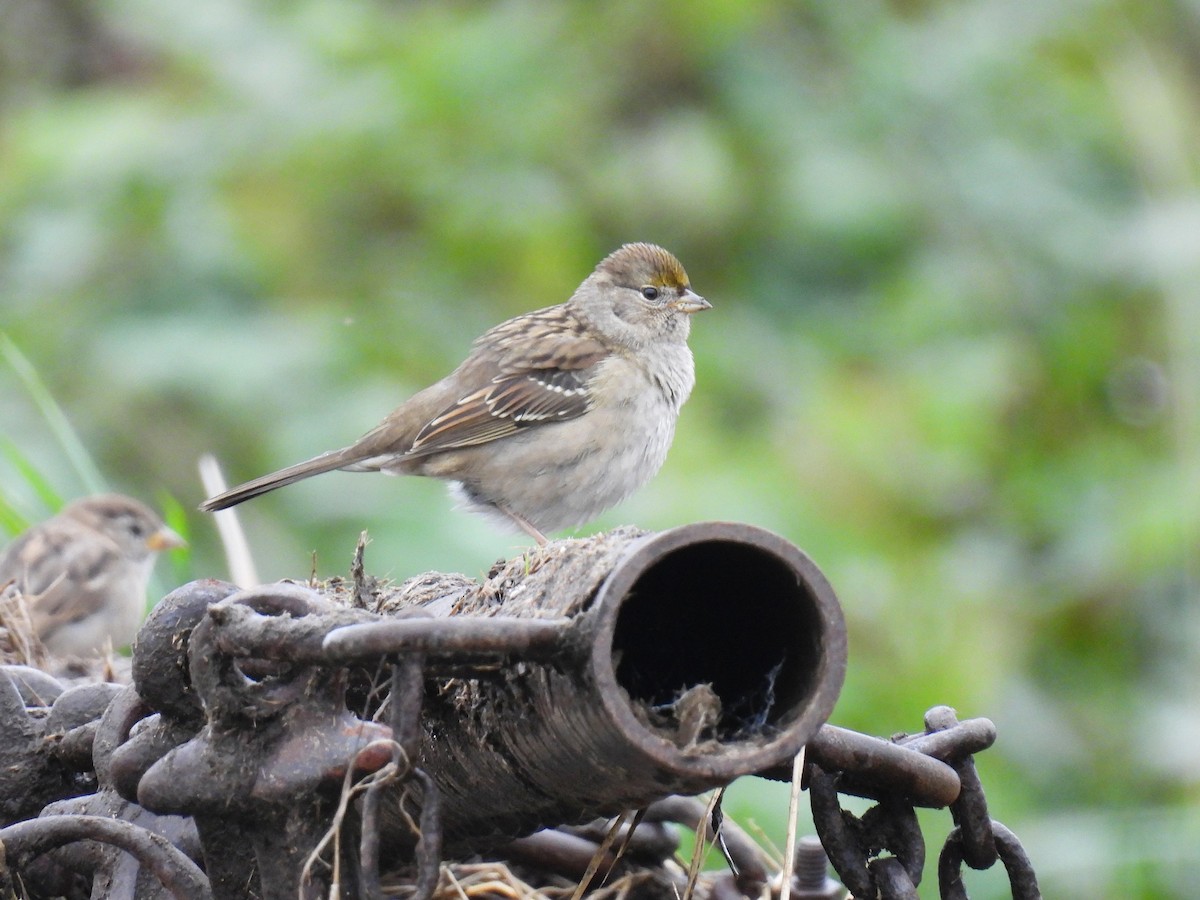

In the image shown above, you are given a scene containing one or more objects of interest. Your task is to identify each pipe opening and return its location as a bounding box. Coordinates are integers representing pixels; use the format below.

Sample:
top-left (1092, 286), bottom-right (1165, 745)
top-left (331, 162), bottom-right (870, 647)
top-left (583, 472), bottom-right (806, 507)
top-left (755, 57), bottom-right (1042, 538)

top-left (611, 540), bottom-right (822, 743)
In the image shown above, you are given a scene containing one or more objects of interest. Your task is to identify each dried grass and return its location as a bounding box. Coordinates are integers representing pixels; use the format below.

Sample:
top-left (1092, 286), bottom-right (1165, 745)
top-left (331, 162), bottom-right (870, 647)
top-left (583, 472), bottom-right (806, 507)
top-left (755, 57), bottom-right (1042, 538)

top-left (0, 581), bottom-right (46, 667)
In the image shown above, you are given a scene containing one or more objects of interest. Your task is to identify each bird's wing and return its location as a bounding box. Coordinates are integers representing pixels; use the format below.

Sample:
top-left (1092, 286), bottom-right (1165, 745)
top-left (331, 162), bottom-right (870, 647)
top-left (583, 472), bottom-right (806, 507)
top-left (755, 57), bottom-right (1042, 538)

top-left (407, 309), bottom-right (609, 455)
top-left (0, 523), bottom-right (120, 631)
top-left (26, 576), bottom-right (114, 638)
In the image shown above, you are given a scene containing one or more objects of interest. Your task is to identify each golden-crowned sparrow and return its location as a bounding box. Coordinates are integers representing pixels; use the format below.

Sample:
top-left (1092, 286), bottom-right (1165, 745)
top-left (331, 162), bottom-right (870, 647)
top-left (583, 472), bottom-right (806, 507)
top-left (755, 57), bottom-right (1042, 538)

top-left (201, 242), bottom-right (711, 542)
top-left (0, 495), bottom-right (185, 656)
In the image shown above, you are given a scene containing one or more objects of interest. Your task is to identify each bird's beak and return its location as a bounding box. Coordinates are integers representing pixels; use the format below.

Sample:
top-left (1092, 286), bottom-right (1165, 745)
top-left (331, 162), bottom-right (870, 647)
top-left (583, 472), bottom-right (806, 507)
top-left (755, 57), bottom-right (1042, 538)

top-left (669, 289), bottom-right (712, 314)
top-left (146, 526), bottom-right (186, 552)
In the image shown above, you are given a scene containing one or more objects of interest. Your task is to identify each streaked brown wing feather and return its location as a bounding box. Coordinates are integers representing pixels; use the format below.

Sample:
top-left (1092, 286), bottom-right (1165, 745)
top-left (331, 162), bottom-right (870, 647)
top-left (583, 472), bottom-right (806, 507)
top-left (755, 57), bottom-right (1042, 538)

top-left (411, 386), bottom-right (523, 451)
top-left (0, 524), bottom-right (86, 595)
top-left (408, 308), bottom-right (607, 456)
top-left (0, 520), bottom-right (120, 633)
top-left (485, 369), bottom-right (587, 420)
top-left (29, 577), bottom-right (110, 635)
top-left (410, 370), bottom-right (592, 454)
top-left (480, 307), bottom-right (608, 372)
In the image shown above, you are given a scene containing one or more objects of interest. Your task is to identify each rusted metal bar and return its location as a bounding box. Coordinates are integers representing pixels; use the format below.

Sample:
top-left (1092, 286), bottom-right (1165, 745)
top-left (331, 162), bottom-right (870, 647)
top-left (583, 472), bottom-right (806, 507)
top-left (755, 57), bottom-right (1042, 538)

top-left (0, 815), bottom-right (211, 900)
top-left (642, 795), bottom-right (771, 892)
top-left (205, 582), bottom-right (374, 661)
top-left (502, 828), bottom-right (623, 879)
top-left (897, 712), bottom-right (996, 761)
top-left (200, 585), bottom-right (569, 667)
top-left (807, 725), bottom-right (961, 808)
top-left (324, 615), bottom-right (571, 664)
top-left (559, 817), bottom-right (679, 863)
top-left (409, 768), bottom-right (443, 900)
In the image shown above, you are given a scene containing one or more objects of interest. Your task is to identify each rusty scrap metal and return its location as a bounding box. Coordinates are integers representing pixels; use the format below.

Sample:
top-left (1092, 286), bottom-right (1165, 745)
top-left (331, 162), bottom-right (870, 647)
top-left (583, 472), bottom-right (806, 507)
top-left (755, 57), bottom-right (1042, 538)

top-left (130, 583), bottom-right (396, 900)
top-left (388, 523), bottom-right (846, 848)
top-left (808, 707), bottom-right (1042, 900)
top-left (790, 834), bottom-right (848, 899)
top-left (0, 815), bottom-right (211, 899)
top-left (897, 710), bottom-right (997, 762)
top-left (809, 765), bottom-right (925, 898)
top-left (0, 675), bottom-right (201, 896)
top-left (0, 523), bottom-right (1043, 900)
top-left (648, 794), bottom-right (774, 894)
top-left (159, 523), bottom-right (845, 855)
top-left (806, 725), bottom-right (962, 808)
top-left (501, 816), bottom-right (680, 879)
top-left (923, 706), bottom-right (997, 869)
top-left (27, 681), bottom-right (201, 899)
top-left (3, 664), bottom-right (65, 705)
top-left (323, 613), bottom-right (571, 665)
top-left (939, 820), bottom-right (1041, 900)
top-left (0, 665), bottom-right (119, 826)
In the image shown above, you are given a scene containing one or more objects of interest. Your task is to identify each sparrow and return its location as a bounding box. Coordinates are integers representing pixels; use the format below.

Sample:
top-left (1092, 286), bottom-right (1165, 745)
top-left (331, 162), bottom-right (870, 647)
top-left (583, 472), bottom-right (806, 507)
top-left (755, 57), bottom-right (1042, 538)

top-left (201, 242), bottom-right (711, 542)
top-left (0, 495), bottom-right (185, 656)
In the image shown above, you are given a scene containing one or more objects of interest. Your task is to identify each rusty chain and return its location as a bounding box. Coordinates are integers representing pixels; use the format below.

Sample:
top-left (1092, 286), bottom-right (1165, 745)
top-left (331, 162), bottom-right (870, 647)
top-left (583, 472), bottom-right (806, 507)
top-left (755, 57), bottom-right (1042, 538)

top-left (806, 705), bottom-right (1041, 900)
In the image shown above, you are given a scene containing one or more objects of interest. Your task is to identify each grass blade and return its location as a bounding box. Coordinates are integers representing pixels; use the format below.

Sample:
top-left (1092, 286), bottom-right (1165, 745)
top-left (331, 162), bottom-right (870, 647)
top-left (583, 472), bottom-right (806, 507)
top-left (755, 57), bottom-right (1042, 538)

top-left (0, 330), bottom-right (106, 494)
top-left (0, 437), bottom-right (65, 511)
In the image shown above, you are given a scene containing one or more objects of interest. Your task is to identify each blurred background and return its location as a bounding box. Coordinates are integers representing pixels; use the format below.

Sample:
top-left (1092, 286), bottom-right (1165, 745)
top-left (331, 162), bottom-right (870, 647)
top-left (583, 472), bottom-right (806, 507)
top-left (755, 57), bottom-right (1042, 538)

top-left (1, 0), bottom-right (1198, 896)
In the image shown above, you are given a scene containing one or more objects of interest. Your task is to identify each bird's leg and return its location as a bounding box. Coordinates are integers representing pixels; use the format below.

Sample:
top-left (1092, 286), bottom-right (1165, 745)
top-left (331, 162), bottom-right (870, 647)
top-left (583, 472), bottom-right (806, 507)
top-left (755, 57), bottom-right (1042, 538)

top-left (495, 504), bottom-right (549, 546)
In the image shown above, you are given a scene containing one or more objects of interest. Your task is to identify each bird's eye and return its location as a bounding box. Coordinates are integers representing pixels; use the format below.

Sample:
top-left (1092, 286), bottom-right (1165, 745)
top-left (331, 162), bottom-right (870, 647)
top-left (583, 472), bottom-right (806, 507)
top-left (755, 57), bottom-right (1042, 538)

top-left (640, 286), bottom-right (660, 301)
top-left (129, 522), bottom-right (144, 537)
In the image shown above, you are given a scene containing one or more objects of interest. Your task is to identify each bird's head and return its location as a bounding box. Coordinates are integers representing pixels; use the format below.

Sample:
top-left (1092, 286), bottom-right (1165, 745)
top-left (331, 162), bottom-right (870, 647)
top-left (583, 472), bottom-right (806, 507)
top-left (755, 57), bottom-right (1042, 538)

top-left (575, 242), bottom-right (711, 347)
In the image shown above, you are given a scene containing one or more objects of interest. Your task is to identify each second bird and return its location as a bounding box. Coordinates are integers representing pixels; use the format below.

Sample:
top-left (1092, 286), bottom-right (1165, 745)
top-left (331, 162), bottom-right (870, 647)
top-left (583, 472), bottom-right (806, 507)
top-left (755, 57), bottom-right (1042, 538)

top-left (201, 243), bottom-right (711, 543)
top-left (0, 495), bottom-right (184, 656)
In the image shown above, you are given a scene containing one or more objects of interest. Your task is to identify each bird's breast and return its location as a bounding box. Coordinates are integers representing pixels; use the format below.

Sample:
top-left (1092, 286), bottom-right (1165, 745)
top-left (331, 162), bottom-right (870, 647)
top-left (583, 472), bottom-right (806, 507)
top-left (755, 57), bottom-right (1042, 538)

top-left (586, 343), bottom-right (695, 413)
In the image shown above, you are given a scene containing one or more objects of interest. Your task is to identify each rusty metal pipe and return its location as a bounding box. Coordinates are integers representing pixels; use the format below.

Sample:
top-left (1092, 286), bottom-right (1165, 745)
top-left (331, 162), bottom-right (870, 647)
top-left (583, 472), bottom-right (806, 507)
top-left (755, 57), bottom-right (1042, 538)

top-left (134, 524), bottom-right (846, 861)
top-left (387, 522), bottom-right (847, 847)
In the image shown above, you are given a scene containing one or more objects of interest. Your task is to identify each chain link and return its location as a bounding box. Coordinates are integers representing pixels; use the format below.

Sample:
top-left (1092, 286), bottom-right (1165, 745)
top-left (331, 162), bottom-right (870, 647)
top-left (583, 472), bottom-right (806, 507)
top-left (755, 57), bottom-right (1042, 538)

top-left (939, 821), bottom-right (1040, 900)
top-left (807, 707), bottom-right (1041, 900)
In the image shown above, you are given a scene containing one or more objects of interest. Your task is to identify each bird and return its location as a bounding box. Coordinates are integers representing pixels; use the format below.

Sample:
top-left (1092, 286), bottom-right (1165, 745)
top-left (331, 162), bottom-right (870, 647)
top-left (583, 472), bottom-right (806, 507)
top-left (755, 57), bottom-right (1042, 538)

top-left (201, 242), bottom-right (711, 543)
top-left (0, 494), bottom-right (185, 656)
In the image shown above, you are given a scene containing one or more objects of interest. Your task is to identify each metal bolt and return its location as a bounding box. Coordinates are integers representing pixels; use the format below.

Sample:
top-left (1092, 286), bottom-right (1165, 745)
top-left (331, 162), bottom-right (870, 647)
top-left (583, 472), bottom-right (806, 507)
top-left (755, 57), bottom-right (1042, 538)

top-left (791, 835), bottom-right (848, 899)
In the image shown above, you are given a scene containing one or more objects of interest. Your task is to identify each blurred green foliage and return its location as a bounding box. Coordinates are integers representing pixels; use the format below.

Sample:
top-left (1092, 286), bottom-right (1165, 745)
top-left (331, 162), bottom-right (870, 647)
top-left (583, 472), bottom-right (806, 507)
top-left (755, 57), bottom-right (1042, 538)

top-left (2, 1), bottom-right (1198, 895)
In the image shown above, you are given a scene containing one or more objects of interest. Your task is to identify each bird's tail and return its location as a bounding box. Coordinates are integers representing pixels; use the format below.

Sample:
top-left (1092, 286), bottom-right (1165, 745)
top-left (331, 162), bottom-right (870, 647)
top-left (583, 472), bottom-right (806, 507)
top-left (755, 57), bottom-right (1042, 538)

top-left (199, 449), bottom-right (356, 511)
